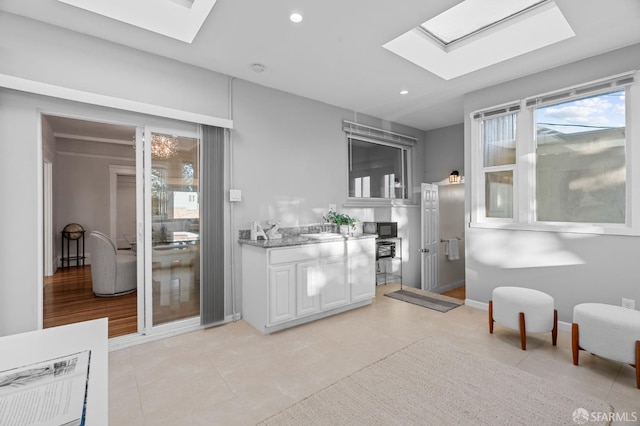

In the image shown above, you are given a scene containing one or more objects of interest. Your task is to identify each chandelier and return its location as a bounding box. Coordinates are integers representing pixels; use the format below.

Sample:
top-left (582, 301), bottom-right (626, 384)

top-left (151, 134), bottom-right (179, 159)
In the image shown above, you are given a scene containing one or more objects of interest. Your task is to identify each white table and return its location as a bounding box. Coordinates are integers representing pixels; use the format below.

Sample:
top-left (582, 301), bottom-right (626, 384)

top-left (0, 318), bottom-right (108, 425)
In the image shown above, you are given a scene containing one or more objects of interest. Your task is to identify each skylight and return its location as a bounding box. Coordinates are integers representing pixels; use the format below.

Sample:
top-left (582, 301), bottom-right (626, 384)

top-left (420, 0), bottom-right (547, 46)
top-left (383, 0), bottom-right (574, 80)
top-left (57, 0), bottom-right (218, 43)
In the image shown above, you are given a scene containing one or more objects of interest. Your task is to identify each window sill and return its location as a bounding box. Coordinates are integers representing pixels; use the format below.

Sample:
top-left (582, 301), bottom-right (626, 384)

top-left (344, 198), bottom-right (419, 208)
top-left (469, 221), bottom-right (640, 236)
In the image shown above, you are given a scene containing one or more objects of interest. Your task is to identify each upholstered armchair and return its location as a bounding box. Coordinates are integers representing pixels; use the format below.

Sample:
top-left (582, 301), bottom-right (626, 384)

top-left (89, 231), bottom-right (137, 297)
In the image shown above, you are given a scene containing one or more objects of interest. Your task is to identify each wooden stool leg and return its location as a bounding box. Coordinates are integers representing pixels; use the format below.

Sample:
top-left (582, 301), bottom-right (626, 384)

top-left (572, 323), bottom-right (580, 365)
top-left (489, 300), bottom-right (494, 334)
top-left (552, 309), bottom-right (558, 346)
top-left (519, 312), bottom-right (526, 350)
top-left (635, 340), bottom-right (640, 389)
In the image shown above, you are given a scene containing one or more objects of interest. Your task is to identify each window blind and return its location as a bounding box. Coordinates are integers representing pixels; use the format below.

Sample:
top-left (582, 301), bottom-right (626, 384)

top-left (525, 72), bottom-right (636, 108)
top-left (342, 120), bottom-right (417, 146)
top-left (472, 103), bottom-right (520, 120)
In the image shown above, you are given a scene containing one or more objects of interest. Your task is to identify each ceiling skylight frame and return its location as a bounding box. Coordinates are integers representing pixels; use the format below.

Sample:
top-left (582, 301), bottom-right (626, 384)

top-left (57, 0), bottom-right (218, 43)
top-left (419, 0), bottom-right (549, 48)
top-left (383, 0), bottom-right (575, 80)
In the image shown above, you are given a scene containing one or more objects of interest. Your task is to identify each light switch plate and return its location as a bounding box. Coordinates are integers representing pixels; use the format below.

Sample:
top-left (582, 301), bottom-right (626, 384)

top-left (229, 189), bottom-right (242, 202)
top-left (622, 298), bottom-right (635, 310)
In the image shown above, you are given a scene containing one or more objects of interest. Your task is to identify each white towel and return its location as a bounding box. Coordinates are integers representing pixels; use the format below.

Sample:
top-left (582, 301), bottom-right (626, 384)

top-left (445, 239), bottom-right (459, 261)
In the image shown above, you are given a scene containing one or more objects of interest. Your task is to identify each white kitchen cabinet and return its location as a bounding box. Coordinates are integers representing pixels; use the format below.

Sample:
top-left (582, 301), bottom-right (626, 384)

top-left (296, 260), bottom-right (321, 316)
top-left (350, 251), bottom-right (376, 302)
top-left (241, 236), bottom-right (376, 334)
top-left (320, 256), bottom-right (348, 310)
top-left (268, 264), bottom-right (296, 324)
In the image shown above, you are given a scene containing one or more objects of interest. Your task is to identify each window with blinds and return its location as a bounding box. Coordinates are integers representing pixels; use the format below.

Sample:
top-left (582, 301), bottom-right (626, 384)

top-left (470, 71), bottom-right (639, 234)
top-left (479, 111), bottom-right (517, 219)
top-left (343, 121), bottom-right (415, 201)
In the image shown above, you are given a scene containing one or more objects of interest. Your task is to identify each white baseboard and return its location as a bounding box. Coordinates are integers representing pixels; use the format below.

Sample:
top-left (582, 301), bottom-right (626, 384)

top-left (433, 280), bottom-right (465, 294)
top-left (465, 298), bottom-right (572, 332)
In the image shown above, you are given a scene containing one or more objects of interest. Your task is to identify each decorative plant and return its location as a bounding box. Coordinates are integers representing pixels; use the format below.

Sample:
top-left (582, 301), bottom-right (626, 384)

top-left (324, 210), bottom-right (357, 229)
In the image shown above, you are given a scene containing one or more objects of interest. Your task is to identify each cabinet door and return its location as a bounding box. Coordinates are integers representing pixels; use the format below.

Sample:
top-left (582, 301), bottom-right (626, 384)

top-left (320, 256), bottom-right (348, 310)
top-left (296, 260), bottom-right (321, 317)
top-left (268, 265), bottom-right (296, 325)
top-left (350, 252), bottom-right (375, 302)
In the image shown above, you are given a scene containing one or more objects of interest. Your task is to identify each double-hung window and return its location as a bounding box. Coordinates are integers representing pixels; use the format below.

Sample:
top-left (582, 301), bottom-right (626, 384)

top-left (474, 105), bottom-right (520, 220)
top-left (471, 72), bottom-right (637, 234)
top-left (533, 88), bottom-right (627, 224)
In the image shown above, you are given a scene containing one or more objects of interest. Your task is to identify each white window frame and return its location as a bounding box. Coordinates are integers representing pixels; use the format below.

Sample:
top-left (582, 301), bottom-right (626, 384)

top-left (344, 120), bottom-right (416, 204)
top-left (470, 71), bottom-right (640, 236)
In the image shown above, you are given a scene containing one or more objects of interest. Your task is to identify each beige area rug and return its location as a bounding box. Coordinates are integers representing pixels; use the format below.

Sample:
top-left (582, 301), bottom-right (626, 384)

top-left (259, 338), bottom-right (613, 426)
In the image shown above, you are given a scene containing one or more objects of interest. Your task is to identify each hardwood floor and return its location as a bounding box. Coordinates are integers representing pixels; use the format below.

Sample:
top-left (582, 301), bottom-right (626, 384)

top-left (441, 285), bottom-right (465, 300)
top-left (44, 265), bottom-right (137, 338)
top-left (45, 268), bottom-right (462, 339)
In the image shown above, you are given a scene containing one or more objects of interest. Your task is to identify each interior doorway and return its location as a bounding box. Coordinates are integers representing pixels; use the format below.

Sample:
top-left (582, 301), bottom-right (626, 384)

top-left (41, 114), bottom-right (139, 338)
top-left (109, 166), bottom-right (136, 250)
top-left (436, 182), bottom-right (466, 296)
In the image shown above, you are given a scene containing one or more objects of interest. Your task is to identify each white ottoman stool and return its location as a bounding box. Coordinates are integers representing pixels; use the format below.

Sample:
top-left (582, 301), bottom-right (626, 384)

top-left (572, 303), bottom-right (640, 389)
top-left (489, 286), bottom-right (557, 350)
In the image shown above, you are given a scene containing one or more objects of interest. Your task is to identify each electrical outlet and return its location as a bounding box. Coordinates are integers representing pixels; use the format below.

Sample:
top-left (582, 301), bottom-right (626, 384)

top-left (621, 298), bottom-right (635, 310)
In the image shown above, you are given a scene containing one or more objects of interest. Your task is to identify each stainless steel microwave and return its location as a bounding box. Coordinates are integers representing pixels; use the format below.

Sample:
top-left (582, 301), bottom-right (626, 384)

top-left (363, 222), bottom-right (397, 239)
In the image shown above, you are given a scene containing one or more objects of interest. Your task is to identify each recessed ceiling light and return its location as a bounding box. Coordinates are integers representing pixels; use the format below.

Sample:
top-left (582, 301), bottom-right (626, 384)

top-left (290, 13), bottom-right (303, 23)
top-left (400, 90), bottom-right (409, 95)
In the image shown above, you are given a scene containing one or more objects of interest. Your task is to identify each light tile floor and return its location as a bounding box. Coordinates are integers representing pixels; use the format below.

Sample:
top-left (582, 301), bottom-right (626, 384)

top-left (109, 284), bottom-right (639, 425)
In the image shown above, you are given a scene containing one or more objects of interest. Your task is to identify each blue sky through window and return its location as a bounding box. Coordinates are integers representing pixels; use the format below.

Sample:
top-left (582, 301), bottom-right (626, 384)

top-left (536, 90), bottom-right (625, 134)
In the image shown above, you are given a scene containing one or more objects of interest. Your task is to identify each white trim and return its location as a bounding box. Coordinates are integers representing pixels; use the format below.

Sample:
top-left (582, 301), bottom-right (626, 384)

top-left (524, 70), bottom-right (636, 108)
top-left (43, 162), bottom-right (54, 277)
top-left (54, 133), bottom-right (133, 145)
top-left (470, 75), bottom-right (640, 236)
top-left (58, 151), bottom-right (135, 162)
top-left (109, 165), bottom-right (136, 245)
top-left (0, 74), bottom-right (233, 129)
top-left (37, 117), bottom-right (44, 330)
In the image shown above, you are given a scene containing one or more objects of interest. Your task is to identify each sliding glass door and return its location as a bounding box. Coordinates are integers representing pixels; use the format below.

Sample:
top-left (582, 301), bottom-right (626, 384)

top-left (142, 127), bottom-right (201, 330)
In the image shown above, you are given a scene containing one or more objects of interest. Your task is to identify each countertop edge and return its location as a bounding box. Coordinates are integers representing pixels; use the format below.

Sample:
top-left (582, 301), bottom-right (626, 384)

top-left (238, 234), bottom-right (377, 249)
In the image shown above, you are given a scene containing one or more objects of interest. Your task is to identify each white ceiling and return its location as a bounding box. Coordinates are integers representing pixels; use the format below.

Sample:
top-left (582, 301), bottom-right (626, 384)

top-left (4, 0), bottom-right (640, 131)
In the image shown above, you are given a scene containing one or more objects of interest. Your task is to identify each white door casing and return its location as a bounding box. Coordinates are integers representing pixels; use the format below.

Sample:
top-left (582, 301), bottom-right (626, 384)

top-left (420, 183), bottom-right (439, 291)
top-left (109, 165), bottom-right (136, 248)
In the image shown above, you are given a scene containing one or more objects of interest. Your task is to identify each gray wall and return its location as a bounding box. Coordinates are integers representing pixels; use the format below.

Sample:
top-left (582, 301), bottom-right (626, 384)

top-left (231, 79), bottom-right (425, 300)
top-left (0, 13), bottom-right (426, 335)
top-left (0, 12), bottom-right (230, 121)
top-left (424, 123), bottom-right (464, 184)
top-left (463, 43), bottom-right (640, 322)
top-left (54, 139), bottom-right (135, 261)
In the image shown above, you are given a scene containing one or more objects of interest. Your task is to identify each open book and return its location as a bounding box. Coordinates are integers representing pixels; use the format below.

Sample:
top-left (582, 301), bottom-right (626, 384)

top-left (0, 350), bottom-right (91, 426)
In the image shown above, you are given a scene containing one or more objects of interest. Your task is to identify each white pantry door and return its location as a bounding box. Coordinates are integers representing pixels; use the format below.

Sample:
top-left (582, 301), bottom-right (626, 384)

top-left (420, 183), bottom-right (439, 291)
